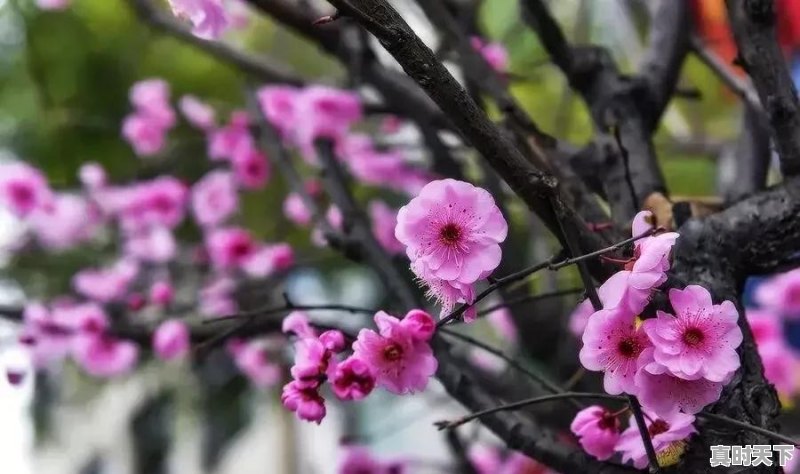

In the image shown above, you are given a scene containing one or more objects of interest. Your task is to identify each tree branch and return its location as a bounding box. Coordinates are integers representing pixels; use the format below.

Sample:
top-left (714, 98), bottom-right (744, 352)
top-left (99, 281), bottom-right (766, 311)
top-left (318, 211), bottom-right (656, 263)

top-left (323, 0), bottom-right (610, 264)
top-left (125, 0), bottom-right (304, 85)
top-left (726, 0), bottom-right (800, 176)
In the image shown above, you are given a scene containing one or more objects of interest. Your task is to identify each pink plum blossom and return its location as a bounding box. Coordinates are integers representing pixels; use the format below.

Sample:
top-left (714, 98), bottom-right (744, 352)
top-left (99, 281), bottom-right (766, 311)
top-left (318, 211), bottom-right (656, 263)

top-left (152, 319), bottom-right (190, 361)
top-left (232, 341), bottom-right (281, 388)
top-left (486, 306), bottom-right (518, 345)
top-left (36, 0), bottom-right (70, 9)
top-left (129, 79), bottom-right (176, 127)
top-left (369, 200), bottom-right (404, 255)
top-left (199, 276), bottom-right (237, 317)
top-left (191, 170), bottom-right (238, 227)
top-left (290, 336), bottom-right (336, 388)
top-left (412, 260), bottom-right (477, 321)
top-left (352, 310), bottom-right (437, 394)
top-left (0, 162), bottom-right (53, 218)
top-left (122, 113), bottom-right (169, 156)
top-left (115, 176), bottom-right (188, 231)
top-left (29, 194), bottom-right (99, 250)
top-left (79, 162), bottom-right (107, 190)
top-left (167, 0), bottom-right (228, 39)
top-left (747, 308), bottom-right (783, 345)
top-left (179, 95), bottom-right (216, 130)
top-left (470, 36), bottom-right (509, 73)
top-left (615, 411), bottom-right (696, 469)
top-left (283, 192), bottom-right (312, 226)
top-left (757, 341), bottom-right (799, 396)
top-left (149, 280), bottom-right (175, 306)
top-left (573, 211), bottom-right (678, 320)
top-left (396, 179), bottom-right (507, 286)
top-left (257, 85), bottom-right (299, 139)
top-left (124, 226), bottom-right (177, 263)
top-left (579, 307), bottom-right (651, 394)
top-left (281, 380), bottom-right (325, 423)
top-left (208, 111), bottom-right (253, 161)
top-left (205, 226), bottom-right (256, 270)
top-left (468, 445), bottom-right (554, 474)
top-left (20, 302), bottom-right (85, 367)
top-left (282, 311), bottom-right (316, 339)
top-left (241, 243), bottom-right (295, 278)
top-left (127, 293), bottom-right (146, 311)
top-left (332, 357), bottom-right (376, 401)
top-left (295, 86), bottom-right (362, 152)
top-left (643, 285), bottom-right (742, 382)
top-left (338, 445), bottom-right (406, 474)
top-left (72, 334), bottom-right (139, 377)
top-left (73, 260), bottom-right (139, 303)
top-left (231, 146), bottom-right (270, 189)
top-left (635, 348), bottom-right (724, 416)
top-left (225, 0), bottom-right (250, 29)
top-left (756, 268), bottom-right (800, 318)
top-left (570, 406), bottom-right (621, 461)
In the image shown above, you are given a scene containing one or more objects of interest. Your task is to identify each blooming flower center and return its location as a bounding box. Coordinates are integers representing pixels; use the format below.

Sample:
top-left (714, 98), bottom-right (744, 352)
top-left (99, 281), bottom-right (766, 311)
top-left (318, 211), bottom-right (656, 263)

top-left (383, 343), bottom-right (403, 362)
top-left (246, 160), bottom-right (261, 176)
top-left (597, 412), bottom-right (619, 431)
top-left (623, 246), bottom-right (642, 271)
top-left (438, 222), bottom-right (462, 247)
top-left (682, 327), bottom-right (705, 347)
top-left (788, 284), bottom-right (800, 306)
top-left (151, 194), bottom-right (173, 213)
top-left (230, 239), bottom-right (253, 258)
top-left (9, 182), bottom-right (33, 207)
top-left (648, 419), bottom-right (670, 437)
top-left (617, 337), bottom-right (641, 358)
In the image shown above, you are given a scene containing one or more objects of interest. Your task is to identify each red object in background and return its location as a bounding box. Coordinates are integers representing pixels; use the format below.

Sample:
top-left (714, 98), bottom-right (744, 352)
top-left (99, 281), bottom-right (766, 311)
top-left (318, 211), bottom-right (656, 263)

top-left (692, 0), bottom-right (800, 80)
top-left (692, 0), bottom-right (740, 74)
top-left (778, 0), bottom-right (800, 51)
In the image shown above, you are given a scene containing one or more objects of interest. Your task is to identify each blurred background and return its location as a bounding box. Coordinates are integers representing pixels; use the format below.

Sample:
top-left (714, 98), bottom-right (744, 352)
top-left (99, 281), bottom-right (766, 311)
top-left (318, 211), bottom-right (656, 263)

top-left (0, 0), bottom-right (791, 473)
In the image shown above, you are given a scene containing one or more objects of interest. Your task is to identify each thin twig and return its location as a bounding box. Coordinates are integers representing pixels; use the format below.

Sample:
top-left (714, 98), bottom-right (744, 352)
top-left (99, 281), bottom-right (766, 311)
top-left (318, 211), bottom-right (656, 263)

top-left (436, 228), bottom-right (655, 327)
top-left (697, 412), bottom-right (799, 447)
top-left (438, 327), bottom-right (576, 407)
top-left (475, 287), bottom-right (585, 317)
top-left (434, 392), bottom-right (626, 430)
top-left (205, 302), bottom-right (375, 324)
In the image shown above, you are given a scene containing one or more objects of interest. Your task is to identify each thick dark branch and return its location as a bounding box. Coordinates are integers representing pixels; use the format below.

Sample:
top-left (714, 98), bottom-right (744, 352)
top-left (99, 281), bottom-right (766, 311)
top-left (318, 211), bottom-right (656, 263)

top-left (726, 0), bottom-right (800, 176)
top-left (690, 35), bottom-right (763, 112)
top-left (243, 0), bottom-right (450, 129)
top-left (125, 0), bottom-right (304, 85)
top-left (314, 140), bottom-right (420, 309)
top-left (434, 347), bottom-right (638, 473)
top-left (667, 179), bottom-right (800, 472)
top-left (637, 0), bottom-right (692, 127)
top-left (520, 0), bottom-right (668, 223)
top-left (413, 0), bottom-right (555, 148)
top-left (324, 0), bottom-right (610, 263)
top-left (724, 104), bottom-right (771, 203)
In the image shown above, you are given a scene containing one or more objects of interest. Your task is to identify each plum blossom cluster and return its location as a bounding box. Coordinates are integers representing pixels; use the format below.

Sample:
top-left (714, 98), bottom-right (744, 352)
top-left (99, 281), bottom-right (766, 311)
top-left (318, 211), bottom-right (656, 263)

top-left (337, 445), bottom-right (407, 474)
top-left (469, 444), bottom-right (558, 474)
top-left (122, 79), bottom-right (177, 157)
top-left (281, 310), bottom-right (437, 424)
top-left (395, 179), bottom-right (508, 321)
top-left (470, 36), bottom-right (510, 74)
top-left (257, 85), bottom-right (432, 194)
top-left (747, 268), bottom-right (800, 401)
top-left (1, 78), bottom-right (298, 383)
top-left (570, 211), bottom-right (743, 467)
